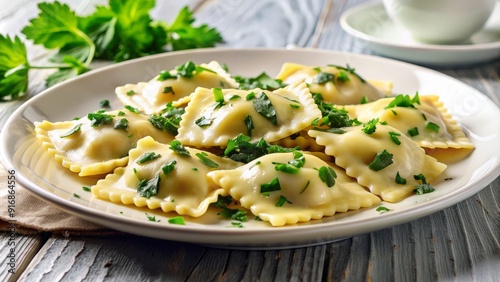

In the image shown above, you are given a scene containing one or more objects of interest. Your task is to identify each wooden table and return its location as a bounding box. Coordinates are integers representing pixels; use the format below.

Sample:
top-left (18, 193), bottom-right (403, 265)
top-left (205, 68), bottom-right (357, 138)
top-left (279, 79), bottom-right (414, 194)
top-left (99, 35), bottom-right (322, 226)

top-left (1, 0), bottom-right (499, 281)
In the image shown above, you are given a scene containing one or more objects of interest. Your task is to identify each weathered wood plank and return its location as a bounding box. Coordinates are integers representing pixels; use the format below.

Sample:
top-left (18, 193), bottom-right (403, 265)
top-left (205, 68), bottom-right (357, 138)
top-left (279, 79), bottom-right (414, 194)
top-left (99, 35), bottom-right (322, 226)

top-left (18, 235), bottom-right (211, 281)
top-left (0, 232), bottom-right (47, 282)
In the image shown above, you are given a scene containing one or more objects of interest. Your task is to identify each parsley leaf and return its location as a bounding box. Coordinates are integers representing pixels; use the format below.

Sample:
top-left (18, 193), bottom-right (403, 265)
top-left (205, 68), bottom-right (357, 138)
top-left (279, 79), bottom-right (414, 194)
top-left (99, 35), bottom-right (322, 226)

top-left (368, 149), bottom-right (394, 171)
top-left (168, 216), bottom-right (185, 225)
top-left (224, 134), bottom-right (296, 163)
top-left (234, 72), bottom-right (286, 90)
top-left (362, 118), bottom-right (379, 134)
top-left (275, 195), bottom-right (290, 207)
top-left (261, 177), bottom-right (281, 194)
top-left (253, 92), bottom-right (278, 126)
top-left (318, 166), bottom-right (336, 187)
top-left (161, 160), bottom-right (177, 175)
top-left (114, 118), bottom-right (128, 131)
top-left (137, 174), bottom-right (161, 198)
top-left (169, 140), bottom-right (191, 157)
top-left (0, 35), bottom-right (29, 100)
top-left (87, 110), bottom-right (114, 127)
top-left (244, 114), bottom-right (254, 137)
top-left (164, 6), bottom-right (223, 51)
top-left (60, 123), bottom-right (82, 138)
top-left (388, 131), bottom-right (402, 145)
top-left (136, 152), bottom-right (161, 164)
top-left (195, 152), bottom-right (219, 168)
top-left (413, 173), bottom-right (435, 194)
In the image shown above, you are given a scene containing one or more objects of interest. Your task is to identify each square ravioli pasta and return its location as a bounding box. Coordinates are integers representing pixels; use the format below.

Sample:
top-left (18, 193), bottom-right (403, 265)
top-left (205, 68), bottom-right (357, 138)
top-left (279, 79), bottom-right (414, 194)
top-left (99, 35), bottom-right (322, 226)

top-left (115, 61), bottom-right (239, 114)
top-left (308, 124), bottom-right (447, 203)
top-left (343, 94), bottom-right (474, 162)
top-left (35, 109), bottom-right (174, 176)
top-left (176, 81), bottom-right (321, 147)
top-left (208, 152), bottom-right (381, 226)
top-left (275, 62), bottom-right (390, 105)
top-left (91, 136), bottom-right (242, 217)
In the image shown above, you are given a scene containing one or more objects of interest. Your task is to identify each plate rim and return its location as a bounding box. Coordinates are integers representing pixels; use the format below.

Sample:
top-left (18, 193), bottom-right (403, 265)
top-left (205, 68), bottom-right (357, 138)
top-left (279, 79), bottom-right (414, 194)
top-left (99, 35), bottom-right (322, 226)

top-left (1, 47), bottom-right (500, 248)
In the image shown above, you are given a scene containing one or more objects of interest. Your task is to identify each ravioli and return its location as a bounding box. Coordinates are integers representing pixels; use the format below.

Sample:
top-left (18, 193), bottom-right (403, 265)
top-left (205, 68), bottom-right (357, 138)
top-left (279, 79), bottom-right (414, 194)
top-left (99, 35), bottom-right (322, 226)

top-left (91, 136), bottom-right (241, 217)
top-left (343, 94), bottom-right (474, 162)
top-left (176, 82), bottom-right (321, 147)
top-left (208, 152), bottom-right (381, 226)
top-left (308, 125), bottom-right (447, 202)
top-left (116, 61), bottom-right (239, 114)
top-left (35, 109), bottom-right (174, 176)
top-left (275, 62), bottom-right (388, 104)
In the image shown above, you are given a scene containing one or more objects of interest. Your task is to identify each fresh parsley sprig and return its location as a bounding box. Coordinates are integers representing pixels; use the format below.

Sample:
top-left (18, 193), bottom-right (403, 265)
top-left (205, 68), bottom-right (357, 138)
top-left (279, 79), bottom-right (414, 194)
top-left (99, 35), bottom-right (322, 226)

top-left (0, 0), bottom-right (223, 100)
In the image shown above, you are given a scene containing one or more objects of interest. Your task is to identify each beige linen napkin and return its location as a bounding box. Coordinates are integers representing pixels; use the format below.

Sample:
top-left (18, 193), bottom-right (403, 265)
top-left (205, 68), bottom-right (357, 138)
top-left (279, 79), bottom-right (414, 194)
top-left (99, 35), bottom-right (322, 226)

top-left (0, 165), bottom-right (119, 235)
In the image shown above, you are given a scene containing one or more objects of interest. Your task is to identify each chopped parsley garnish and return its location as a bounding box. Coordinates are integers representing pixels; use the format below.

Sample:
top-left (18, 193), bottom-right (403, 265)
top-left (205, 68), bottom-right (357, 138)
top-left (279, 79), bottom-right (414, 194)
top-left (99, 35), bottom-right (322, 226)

top-left (161, 160), bottom-right (177, 175)
top-left (395, 172), bottom-right (407, 184)
top-left (126, 90), bottom-right (135, 96)
top-left (73, 193), bottom-right (81, 199)
top-left (313, 71), bottom-right (334, 84)
top-left (224, 134), bottom-right (296, 163)
top-left (157, 61), bottom-right (215, 81)
top-left (260, 177), bottom-right (281, 194)
top-left (195, 152), bottom-right (219, 168)
top-left (234, 72), bottom-right (286, 91)
top-left (388, 131), bottom-right (401, 145)
top-left (168, 216), bottom-right (185, 225)
top-left (368, 149), bottom-right (394, 171)
top-left (362, 118), bottom-right (379, 134)
top-left (385, 93), bottom-right (420, 109)
top-left (253, 92), bottom-right (278, 126)
top-left (163, 86), bottom-right (175, 95)
top-left (318, 166), bottom-right (336, 187)
top-left (244, 114), bottom-right (254, 137)
top-left (60, 123), bottom-right (82, 138)
top-left (408, 127), bottom-right (419, 137)
top-left (82, 186), bottom-right (91, 192)
top-left (245, 92), bottom-right (256, 100)
top-left (114, 118), bottom-right (128, 131)
top-left (212, 195), bottom-right (248, 222)
top-left (413, 174), bottom-right (435, 194)
top-left (136, 152), bottom-right (161, 164)
top-left (137, 174), bottom-right (161, 198)
top-left (327, 64), bottom-right (366, 83)
top-left (312, 93), bottom-right (360, 128)
top-left (360, 96), bottom-right (368, 104)
top-left (145, 213), bottom-right (160, 222)
top-left (213, 87), bottom-right (225, 108)
top-left (336, 71), bottom-right (350, 82)
top-left (376, 206), bottom-right (391, 213)
top-left (169, 140), bottom-right (191, 157)
top-left (425, 122), bottom-right (440, 132)
top-left (273, 151), bottom-right (306, 174)
top-left (275, 195), bottom-right (289, 207)
top-left (195, 116), bottom-right (213, 127)
top-left (149, 104), bottom-right (185, 135)
top-left (87, 110), bottom-right (114, 127)
top-left (230, 222), bottom-right (244, 228)
top-left (124, 105), bottom-right (140, 114)
top-left (117, 111), bottom-right (125, 116)
top-left (229, 95), bottom-right (241, 100)
top-left (99, 99), bottom-right (110, 108)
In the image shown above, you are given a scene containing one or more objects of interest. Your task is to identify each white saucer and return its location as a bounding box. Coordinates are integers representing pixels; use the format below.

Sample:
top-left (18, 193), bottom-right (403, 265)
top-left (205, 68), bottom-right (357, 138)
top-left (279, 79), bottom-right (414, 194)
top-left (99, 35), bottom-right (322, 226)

top-left (340, 2), bottom-right (500, 66)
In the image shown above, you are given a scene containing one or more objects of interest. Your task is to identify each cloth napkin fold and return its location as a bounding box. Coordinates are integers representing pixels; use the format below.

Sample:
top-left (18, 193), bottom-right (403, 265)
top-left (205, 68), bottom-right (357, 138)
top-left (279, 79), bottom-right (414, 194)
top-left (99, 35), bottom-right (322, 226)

top-left (0, 165), bottom-right (119, 235)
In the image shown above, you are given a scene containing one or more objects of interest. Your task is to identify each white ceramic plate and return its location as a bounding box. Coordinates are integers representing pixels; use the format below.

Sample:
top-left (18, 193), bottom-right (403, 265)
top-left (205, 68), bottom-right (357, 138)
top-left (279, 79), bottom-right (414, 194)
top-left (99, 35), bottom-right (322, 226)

top-left (340, 2), bottom-right (500, 66)
top-left (1, 48), bottom-right (500, 249)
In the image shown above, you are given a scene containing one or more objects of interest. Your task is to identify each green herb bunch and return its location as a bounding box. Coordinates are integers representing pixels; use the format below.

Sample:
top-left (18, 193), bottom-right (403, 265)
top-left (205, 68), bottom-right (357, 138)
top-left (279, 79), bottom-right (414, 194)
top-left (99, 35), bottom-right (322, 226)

top-left (0, 0), bottom-right (223, 101)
